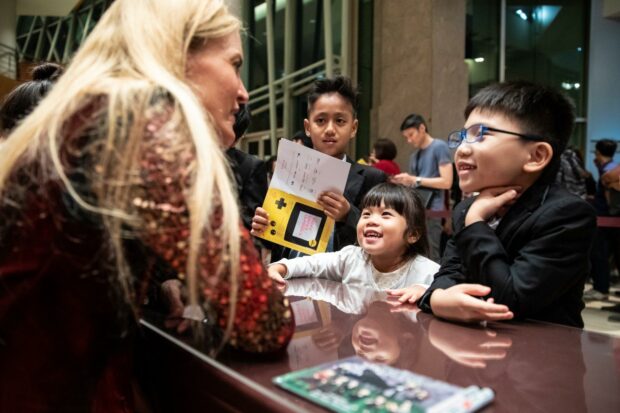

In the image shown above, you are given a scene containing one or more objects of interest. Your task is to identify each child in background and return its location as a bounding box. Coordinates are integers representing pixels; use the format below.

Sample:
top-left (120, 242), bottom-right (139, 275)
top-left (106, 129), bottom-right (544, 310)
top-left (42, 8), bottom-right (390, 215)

top-left (370, 138), bottom-right (401, 176)
top-left (417, 81), bottom-right (596, 328)
top-left (292, 129), bottom-right (314, 149)
top-left (268, 183), bottom-right (439, 300)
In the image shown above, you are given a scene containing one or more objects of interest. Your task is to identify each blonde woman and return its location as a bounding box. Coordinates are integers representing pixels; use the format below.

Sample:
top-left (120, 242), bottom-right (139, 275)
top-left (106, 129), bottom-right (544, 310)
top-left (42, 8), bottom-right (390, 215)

top-left (0, 0), bottom-right (293, 411)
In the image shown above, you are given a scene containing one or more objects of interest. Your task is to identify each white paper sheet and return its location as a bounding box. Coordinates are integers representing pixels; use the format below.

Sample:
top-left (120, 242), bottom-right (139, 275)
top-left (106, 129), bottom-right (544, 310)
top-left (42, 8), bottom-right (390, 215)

top-left (270, 139), bottom-right (351, 202)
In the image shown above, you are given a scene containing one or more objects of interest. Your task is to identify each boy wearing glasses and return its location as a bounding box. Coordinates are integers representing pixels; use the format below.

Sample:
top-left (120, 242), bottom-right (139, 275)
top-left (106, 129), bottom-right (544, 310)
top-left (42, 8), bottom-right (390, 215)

top-left (417, 81), bottom-right (596, 328)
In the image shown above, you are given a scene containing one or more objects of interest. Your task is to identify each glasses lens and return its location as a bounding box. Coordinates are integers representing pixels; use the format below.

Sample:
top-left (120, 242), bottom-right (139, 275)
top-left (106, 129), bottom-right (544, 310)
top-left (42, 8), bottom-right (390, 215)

top-left (465, 124), bottom-right (483, 143)
top-left (447, 131), bottom-right (461, 148)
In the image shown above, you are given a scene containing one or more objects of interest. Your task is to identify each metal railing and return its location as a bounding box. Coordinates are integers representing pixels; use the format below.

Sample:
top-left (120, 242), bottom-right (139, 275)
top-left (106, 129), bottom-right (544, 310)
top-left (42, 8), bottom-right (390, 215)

top-left (15, 0), bottom-right (111, 65)
top-left (0, 43), bottom-right (18, 79)
top-left (248, 57), bottom-right (340, 115)
top-left (243, 0), bottom-right (352, 158)
top-left (240, 56), bottom-right (341, 157)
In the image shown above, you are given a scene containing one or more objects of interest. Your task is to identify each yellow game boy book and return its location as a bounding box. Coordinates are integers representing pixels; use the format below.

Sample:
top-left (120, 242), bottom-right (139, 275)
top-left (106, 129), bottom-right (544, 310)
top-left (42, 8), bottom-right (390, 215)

top-left (257, 187), bottom-right (334, 255)
top-left (256, 139), bottom-right (350, 255)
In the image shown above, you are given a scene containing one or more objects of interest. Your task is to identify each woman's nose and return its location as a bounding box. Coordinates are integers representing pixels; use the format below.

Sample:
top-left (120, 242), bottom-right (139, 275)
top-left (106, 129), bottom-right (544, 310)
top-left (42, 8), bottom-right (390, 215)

top-left (238, 81), bottom-right (249, 104)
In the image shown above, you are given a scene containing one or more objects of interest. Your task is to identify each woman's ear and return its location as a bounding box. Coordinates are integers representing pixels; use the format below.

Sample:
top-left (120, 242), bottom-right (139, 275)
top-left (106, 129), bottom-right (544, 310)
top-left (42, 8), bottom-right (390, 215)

top-left (524, 142), bottom-right (553, 173)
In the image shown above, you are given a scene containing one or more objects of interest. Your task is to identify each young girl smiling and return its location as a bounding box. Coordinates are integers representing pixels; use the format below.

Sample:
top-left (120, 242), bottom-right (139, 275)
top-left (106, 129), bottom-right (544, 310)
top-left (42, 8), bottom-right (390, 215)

top-left (268, 183), bottom-right (439, 299)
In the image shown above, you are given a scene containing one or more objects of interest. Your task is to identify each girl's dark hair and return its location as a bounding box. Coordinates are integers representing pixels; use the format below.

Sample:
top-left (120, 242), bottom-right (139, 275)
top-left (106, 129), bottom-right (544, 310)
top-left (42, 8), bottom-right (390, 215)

top-left (1, 62), bottom-right (64, 133)
top-left (373, 138), bottom-right (397, 161)
top-left (359, 183), bottom-right (429, 259)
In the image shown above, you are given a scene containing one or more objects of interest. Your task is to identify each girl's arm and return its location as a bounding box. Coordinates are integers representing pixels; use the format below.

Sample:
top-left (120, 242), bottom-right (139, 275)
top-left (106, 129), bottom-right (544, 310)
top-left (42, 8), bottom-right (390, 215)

top-left (271, 248), bottom-right (351, 282)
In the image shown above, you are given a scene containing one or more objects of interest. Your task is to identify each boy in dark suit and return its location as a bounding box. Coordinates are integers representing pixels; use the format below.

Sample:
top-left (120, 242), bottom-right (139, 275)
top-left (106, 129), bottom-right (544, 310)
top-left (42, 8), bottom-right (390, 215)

top-left (417, 81), bottom-right (596, 328)
top-left (251, 76), bottom-right (386, 256)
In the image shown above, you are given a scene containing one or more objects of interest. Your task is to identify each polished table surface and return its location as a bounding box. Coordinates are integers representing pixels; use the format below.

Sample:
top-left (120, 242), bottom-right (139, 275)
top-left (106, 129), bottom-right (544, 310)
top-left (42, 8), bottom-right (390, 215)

top-left (139, 279), bottom-right (620, 412)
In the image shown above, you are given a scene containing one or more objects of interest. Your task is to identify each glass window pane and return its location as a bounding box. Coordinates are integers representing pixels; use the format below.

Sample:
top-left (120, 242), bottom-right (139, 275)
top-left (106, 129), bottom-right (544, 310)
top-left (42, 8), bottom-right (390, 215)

top-left (505, 1), bottom-right (587, 117)
top-left (466, 0), bottom-right (500, 97)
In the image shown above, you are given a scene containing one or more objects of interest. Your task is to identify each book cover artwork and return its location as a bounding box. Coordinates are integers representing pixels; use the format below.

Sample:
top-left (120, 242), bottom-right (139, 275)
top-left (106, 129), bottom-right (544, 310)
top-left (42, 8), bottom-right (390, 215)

top-left (258, 139), bottom-right (350, 255)
top-left (274, 357), bottom-right (494, 413)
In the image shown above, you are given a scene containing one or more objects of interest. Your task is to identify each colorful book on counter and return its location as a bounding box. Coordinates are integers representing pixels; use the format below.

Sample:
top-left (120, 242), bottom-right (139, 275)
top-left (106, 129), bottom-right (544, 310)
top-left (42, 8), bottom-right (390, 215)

top-left (273, 356), bottom-right (494, 413)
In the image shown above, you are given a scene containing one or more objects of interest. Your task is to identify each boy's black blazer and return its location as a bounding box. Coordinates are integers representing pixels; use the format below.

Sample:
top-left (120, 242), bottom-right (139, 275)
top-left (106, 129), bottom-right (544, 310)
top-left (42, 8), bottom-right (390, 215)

top-left (418, 181), bottom-right (597, 327)
top-left (227, 147), bottom-right (268, 231)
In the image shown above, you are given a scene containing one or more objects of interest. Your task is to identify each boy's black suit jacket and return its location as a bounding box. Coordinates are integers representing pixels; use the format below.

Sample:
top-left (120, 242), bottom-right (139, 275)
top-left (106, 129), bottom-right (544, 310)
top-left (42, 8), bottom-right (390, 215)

top-left (418, 181), bottom-right (597, 327)
top-left (227, 147), bottom-right (268, 231)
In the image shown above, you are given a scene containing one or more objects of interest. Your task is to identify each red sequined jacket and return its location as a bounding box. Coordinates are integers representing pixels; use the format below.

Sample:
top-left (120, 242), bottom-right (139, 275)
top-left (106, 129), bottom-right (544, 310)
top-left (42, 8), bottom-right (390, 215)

top-left (0, 99), bottom-right (294, 412)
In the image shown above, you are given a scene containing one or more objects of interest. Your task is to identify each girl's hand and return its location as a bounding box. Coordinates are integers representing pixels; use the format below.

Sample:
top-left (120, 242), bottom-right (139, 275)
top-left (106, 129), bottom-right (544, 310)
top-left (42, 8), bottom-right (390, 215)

top-left (318, 191), bottom-right (350, 222)
top-left (312, 324), bottom-right (344, 351)
top-left (387, 284), bottom-right (427, 305)
top-left (465, 186), bottom-right (520, 226)
top-left (430, 284), bottom-right (514, 323)
top-left (250, 207), bottom-right (269, 236)
top-left (267, 264), bottom-right (287, 285)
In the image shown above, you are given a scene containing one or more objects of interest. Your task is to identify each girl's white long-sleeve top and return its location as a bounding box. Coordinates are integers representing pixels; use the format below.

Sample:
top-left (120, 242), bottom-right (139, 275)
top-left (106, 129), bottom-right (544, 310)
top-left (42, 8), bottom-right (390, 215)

top-left (272, 245), bottom-right (439, 290)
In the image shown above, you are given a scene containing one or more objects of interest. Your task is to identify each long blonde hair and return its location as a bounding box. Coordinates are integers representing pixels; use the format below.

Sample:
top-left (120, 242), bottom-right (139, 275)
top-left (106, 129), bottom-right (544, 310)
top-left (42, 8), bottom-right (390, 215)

top-left (0, 0), bottom-right (241, 341)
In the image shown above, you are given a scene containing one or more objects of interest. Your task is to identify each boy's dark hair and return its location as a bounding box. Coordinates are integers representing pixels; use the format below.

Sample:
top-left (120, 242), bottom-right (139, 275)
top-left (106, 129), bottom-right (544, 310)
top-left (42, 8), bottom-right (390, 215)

top-left (464, 81), bottom-right (575, 181)
top-left (1, 62), bottom-right (63, 133)
top-left (360, 183), bottom-right (429, 259)
top-left (400, 113), bottom-right (427, 132)
top-left (373, 138), bottom-right (397, 161)
top-left (307, 76), bottom-right (358, 117)
top-left (595, 139), bottom-right (617, 158)
top-left (292, 130), bottom-right (313, 148)
top-left (233, 104), bottom-right (251, 141)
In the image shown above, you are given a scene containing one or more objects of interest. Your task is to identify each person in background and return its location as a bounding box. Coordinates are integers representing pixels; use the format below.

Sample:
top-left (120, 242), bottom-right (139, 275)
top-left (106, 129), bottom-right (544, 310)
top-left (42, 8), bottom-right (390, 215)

top-left (0, 62), bottom-right (63, 137)
top-left (555, 146), bottom-right (589, 199)
top-left (417, 81), bottom-right (596, 328)
top-left (292, 129), bottom-right (313, 148)
top-left (391, 114), bottom-right (453, 262)
top-left (584, 139), bottom-right (619, 301)
top-left (0, 1), bottom-right (293, 411)
top-left (226, 104), bottom-right (269, 232)
top-left (369, 138), bottom-right (401, 176)
top-left (266, 154), bottom-right (278, 182)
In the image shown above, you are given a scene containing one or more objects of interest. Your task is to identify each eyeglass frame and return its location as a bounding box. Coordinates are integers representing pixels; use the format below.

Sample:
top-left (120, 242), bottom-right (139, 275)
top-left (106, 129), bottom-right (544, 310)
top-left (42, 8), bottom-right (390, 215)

top-left (447, 124), bottom-right (546, 149)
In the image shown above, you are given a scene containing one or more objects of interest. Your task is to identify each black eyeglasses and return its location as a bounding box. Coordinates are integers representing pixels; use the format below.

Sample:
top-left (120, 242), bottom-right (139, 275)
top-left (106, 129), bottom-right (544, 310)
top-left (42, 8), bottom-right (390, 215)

top-left (447, 124), bottom-right (546, 149)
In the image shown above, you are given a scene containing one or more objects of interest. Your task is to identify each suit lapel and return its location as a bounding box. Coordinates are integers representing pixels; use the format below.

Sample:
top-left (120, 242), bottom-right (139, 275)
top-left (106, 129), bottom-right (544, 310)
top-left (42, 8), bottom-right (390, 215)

top-left (344, 157), bottom-right (365, 204)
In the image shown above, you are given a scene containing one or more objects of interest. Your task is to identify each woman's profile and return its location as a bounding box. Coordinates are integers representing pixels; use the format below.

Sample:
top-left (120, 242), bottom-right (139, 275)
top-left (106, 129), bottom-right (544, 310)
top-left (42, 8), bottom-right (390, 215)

top-left (0, 0), bottom-right (293, 411)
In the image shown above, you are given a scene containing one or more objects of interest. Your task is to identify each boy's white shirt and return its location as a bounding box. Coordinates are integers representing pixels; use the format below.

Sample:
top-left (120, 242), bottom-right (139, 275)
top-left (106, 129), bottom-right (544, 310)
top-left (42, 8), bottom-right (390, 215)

top-left (271, 245), bottom-right (439, 290)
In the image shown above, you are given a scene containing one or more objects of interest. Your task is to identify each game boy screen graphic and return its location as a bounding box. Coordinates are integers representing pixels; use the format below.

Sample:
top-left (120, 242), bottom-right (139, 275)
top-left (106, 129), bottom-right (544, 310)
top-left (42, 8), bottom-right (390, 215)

top-left (285, 204), bottom-right (327, 250)
top-left (292, 211), bottom-right (322, 241)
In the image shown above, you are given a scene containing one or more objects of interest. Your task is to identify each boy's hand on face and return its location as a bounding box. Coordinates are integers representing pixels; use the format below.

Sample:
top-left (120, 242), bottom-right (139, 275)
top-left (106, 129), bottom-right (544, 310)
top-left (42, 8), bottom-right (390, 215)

top-left (390, 173), bottom-right (416, 186)
top-left (465, 186), bottom-right (520, 226)
top-left (429, 284), bottom-right (514, 323)
top-left (318, 191), bottom-right (351, 222)
top-left (250, 207), bottom-right (269, 236)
